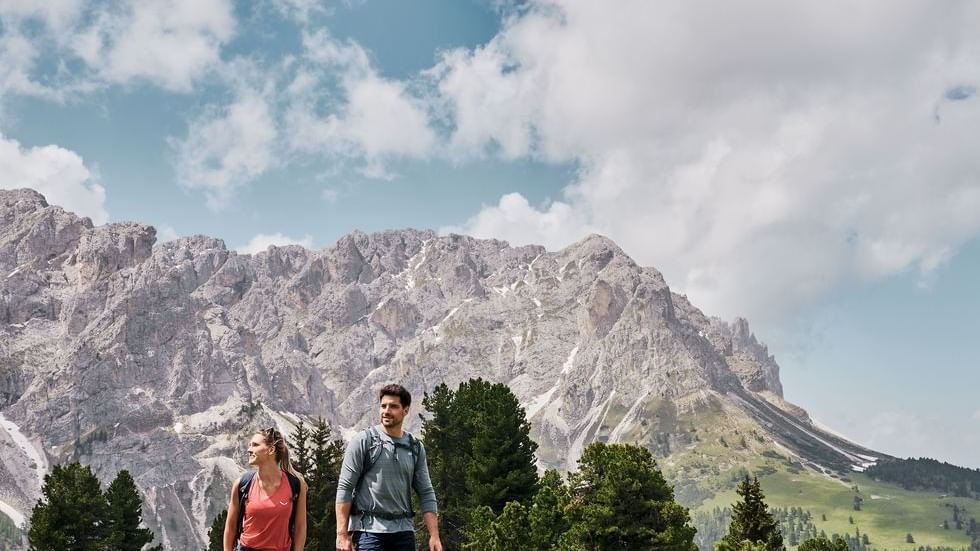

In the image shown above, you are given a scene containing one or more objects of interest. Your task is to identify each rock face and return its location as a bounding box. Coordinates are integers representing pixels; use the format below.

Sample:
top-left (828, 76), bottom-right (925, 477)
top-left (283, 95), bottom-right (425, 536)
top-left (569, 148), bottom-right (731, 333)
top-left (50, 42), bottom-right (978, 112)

top-left (0, 189), bottom-right (881, 549)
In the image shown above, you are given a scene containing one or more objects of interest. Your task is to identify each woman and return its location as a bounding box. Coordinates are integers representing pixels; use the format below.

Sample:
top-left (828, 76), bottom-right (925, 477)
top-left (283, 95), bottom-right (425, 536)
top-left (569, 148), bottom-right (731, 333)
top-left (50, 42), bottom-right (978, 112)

top-left (224, 427), bottom-right (308, 551)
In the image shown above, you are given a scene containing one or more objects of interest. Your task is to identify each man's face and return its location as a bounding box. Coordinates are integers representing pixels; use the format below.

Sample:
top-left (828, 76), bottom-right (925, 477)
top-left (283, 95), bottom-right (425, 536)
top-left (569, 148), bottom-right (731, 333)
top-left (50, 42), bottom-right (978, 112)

top-left (380, 394), bottom-right (408, 429)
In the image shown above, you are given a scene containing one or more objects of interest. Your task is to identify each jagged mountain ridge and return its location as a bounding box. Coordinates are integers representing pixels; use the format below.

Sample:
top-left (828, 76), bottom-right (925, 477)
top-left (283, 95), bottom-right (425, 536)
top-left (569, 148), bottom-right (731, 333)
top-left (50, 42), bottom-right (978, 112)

top-left (0, 188), bottom-right (882, 548)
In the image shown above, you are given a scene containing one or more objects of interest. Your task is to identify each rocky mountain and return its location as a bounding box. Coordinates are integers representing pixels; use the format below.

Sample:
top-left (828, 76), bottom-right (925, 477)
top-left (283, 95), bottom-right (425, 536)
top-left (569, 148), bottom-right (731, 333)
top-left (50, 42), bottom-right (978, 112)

top-left (0, 188), bottom-right (883, 549)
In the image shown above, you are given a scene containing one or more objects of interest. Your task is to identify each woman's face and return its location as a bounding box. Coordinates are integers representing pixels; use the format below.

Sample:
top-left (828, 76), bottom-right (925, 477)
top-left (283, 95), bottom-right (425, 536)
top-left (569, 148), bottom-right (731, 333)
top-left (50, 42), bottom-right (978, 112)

top-left (247, 433), bottom-right (274, 466)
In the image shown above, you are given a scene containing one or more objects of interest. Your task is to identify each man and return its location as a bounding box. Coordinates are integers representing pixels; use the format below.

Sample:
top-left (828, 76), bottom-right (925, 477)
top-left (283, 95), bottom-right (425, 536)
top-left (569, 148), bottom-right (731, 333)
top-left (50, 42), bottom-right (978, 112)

top-left (336, 384), bottom-right (442, 551)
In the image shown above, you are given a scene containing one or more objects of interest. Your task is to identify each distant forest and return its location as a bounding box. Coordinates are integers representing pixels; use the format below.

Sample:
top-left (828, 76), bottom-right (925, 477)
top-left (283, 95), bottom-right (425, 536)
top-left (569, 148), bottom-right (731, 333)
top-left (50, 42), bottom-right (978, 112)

top-left (866, 458), bottom-right (980, 499)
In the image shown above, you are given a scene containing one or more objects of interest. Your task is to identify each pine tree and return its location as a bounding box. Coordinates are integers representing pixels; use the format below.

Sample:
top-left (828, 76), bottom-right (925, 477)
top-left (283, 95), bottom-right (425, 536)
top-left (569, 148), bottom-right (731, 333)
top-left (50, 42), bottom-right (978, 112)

top-left (459, 506), bottom-right (497, 550)
top-left (304, 417), bottom-right (345, 551)
top-left (527, 470), bottom-right (570, 550)
top-left (207, 509), bottom-right (227, 551)
top-left (457, 379), bottom-right (538, 512)
top-left (720, 476), bottom-right (784, 551)
top-left (422, 383), bottom-right (468, 550)
top-left (906, 533), bottom-right (915, 544)
top-left (104, 469), bottom-right (156, 551)
top-left (28, 462), bottom-right (110, 551)
top-left (291, 420), bottom-right (312, 477)
top-left (488, 501), bottom-right (528, 550)
top-left (561, 442), bottom-right (697, 550)
top-left (422, 379), bottom-right (539, 549)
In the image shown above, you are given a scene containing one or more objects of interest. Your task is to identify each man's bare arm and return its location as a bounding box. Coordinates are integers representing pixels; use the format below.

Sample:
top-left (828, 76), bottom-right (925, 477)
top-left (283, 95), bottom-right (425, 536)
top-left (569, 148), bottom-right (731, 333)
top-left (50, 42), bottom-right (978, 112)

top-left (335, 500), bottom-right (353, 551)
top-left (423, 511), bottom-right (442, 551)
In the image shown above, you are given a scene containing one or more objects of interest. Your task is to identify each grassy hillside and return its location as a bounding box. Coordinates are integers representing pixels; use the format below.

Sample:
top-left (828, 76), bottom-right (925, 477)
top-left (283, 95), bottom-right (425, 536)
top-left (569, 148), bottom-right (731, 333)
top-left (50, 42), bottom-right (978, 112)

top-left (636, 395), bottom-right (980, 551)
top-left (696, 467), bottom-right (978, 551)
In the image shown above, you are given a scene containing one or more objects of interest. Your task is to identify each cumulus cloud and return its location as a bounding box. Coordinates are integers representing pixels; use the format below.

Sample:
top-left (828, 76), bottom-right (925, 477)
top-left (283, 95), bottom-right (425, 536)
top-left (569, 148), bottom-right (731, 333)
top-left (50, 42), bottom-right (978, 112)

top-left (156, 224), bottom-right (179, 242)
top-left (72, 0), bottom-right (235, 92)
top-left (268, 0), bottom-right (329, 22)
top-left (172, 83), bottom-right (277, 210)
top-left (439, 0), bottom-right (980, 322)
top-left (443, 192), bottom-right (596, 251)
top-left (0, 0), bottom-right (85, 32)
top-left (171, 29), bottom-right (439, 207)
top-left (0, 0), bottom-right (234, 102)
top-left (285, 30), bottom-right (436, 164)
top-left (0, 133), bottom-right (108, 224)
top-left (236, 232), bottom-right (314, 255)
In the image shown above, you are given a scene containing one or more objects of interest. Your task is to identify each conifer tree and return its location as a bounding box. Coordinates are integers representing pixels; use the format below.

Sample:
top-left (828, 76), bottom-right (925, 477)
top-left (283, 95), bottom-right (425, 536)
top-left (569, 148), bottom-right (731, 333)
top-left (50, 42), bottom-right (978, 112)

top-left (421, 383), bottom-right (467, 549)
top-left (103, 469), bottom-right (156, 551)
top-left (527, 470), bottom-right (571, 550)
top-left (459, 506), bottom-right (497, 550)
top-left (206, 509), bottom-right (227, 551)
top-left (304, 418), bottom-right (346, 551)
top-left (421, 379), bottom-right (539, 549)
top-left (28, 462), bottom-right (110, 551)
top-left (720, 476), bottom-right (784, 551)
top-left (493, 501), bottom-right (528, 549)
top-left (291, 420), bottom-right (312, 477)
top-left (457, 379), bottom-right (538, 512)
top-left (561, 442), bottom-right (697, 550)
top-left (798, 536), bottom-right (848, 551)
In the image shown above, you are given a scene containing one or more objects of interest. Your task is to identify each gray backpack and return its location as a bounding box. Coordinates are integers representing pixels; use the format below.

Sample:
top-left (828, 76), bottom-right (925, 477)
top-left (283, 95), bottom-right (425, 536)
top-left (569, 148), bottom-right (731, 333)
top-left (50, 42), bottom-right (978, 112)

top-left (351, 425), bottom-right (422, 520)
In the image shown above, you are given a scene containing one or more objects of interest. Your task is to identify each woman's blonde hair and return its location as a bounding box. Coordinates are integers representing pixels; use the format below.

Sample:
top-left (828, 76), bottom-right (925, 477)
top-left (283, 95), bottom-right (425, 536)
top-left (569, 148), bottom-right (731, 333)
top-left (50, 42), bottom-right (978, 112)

top-left (258, 426), bottom-right (300, 476)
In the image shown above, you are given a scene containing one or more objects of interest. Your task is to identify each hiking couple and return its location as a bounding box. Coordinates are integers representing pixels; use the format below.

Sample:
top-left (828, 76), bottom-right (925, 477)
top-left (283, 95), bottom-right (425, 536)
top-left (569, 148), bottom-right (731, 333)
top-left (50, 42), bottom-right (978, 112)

top-left (223, 384), bottom-right (442, 551)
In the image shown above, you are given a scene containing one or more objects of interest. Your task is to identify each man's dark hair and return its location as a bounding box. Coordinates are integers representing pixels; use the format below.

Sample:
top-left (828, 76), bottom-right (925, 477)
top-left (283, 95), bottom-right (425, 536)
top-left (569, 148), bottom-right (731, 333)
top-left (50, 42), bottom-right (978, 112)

top-left (379, 384), bottom-right (412, 408)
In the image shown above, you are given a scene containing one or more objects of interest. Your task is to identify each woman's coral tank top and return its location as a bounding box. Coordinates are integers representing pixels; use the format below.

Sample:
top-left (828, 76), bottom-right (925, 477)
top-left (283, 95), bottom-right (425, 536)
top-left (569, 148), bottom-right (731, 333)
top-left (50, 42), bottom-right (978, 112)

top-left (239, 470), bottom-right (293, 551)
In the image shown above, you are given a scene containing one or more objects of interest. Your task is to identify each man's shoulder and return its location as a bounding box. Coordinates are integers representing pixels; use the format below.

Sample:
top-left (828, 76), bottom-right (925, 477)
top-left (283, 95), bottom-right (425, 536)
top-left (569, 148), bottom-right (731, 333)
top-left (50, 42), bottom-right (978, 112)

top-left (352, 425), bottom-right (379, 445)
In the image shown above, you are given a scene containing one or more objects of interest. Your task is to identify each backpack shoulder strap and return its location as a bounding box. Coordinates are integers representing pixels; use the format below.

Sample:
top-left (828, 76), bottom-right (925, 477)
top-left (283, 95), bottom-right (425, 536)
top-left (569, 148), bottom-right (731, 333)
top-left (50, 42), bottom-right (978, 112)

top-left (353, 426), bottom-right (383, 501)
top-left (408, 432), bottom-right (421, 463)
top-left (235, 471), bottom-right (256, 540)
top-left (285, 471), bottom-right (301, 501)
top-left (285, 471), bottom-right (301, 535)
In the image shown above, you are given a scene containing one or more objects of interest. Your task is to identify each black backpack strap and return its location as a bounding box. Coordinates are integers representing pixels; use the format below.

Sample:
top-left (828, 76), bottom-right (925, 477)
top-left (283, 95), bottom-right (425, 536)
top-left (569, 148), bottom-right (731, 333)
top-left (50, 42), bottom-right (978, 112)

top-left (235, 471), bottom-right (256, 541)
top-left (285, 471), bottom-right (301, 535)
top-left (407, 432), bottom-right (421, 463)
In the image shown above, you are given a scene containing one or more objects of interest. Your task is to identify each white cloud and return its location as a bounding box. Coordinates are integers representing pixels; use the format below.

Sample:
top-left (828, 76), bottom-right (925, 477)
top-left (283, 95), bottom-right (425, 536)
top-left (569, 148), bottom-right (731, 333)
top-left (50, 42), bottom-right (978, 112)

top-left (443, 192), bottom-right (596, 250)
top-left (268, 0), bottom-right (329, 23)
top-left (973, 409), bottom-right (980, 422)
top-left (0, 0), bottom-right (85, 32)
top-left (0, 0), bottom-right (235, 107)
top-left (171, 30), bottom-right (438, 206)
top-left (0, 133), bottom-right (108, 224)
top-left (285, 31), bottom-right (436, 165)
top-left (236, 233), bottom-right (313, 255)
top-left (439, 0), bottom-right (980, 322)
top-left (72, 0), bottom-right (235, 92)
top-left (172, 85), bottom-right (277, 210)
top-left (156, 224), bottom-right (179, 242)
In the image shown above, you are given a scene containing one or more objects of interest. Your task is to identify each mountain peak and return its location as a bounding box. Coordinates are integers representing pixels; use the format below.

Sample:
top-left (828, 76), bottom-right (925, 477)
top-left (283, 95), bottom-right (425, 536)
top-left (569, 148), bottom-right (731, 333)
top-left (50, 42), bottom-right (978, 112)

top-left (0, 190), bottom-right (876, 549)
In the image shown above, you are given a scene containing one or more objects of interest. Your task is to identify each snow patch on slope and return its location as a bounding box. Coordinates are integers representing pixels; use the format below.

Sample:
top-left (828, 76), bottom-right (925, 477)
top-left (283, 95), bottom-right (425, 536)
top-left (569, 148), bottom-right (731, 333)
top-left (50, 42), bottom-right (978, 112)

top-left (0, 412), bottom-right (48, 489)
top-left (0, 499), bottom-right (24, 527)
top-left (560, 345), bottom-right (579, 375)
top-left (566, 391), bottom-right (616, 471)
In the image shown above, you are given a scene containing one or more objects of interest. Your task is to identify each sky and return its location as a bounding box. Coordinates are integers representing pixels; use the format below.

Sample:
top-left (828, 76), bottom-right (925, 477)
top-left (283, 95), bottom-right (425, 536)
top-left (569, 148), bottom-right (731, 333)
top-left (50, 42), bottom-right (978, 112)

top-left (1, 0), bottom-right (978, 468)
